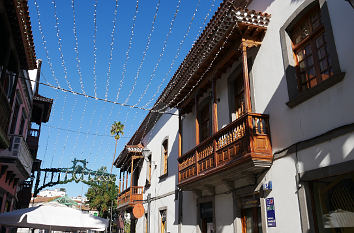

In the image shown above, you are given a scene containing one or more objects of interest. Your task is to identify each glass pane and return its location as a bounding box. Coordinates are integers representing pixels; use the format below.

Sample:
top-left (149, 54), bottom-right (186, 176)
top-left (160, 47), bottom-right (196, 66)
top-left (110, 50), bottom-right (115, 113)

top-left (305, 44), bottom-right (312, 55)
top-left (297, 50), bottom-right (304, 61)
top-left (320, 60), bottom-right (328, 72)
top-left (316, 35), bottom-right (324, 48)
top-left (306, 56), bottom-right (314, 67)
top-left (299, 61), bottom-right (306, 71)
top-left (308, 67), bottom-right (315, 79)
top-left (318, 47), bottom-right (326, 60)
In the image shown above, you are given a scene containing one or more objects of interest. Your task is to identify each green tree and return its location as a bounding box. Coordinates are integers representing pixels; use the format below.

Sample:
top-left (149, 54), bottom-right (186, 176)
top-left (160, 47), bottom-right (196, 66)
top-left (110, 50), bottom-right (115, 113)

top-left (85, 167), bottom-right (118, 219)
top-left (110, 121), bottom-right (124, 173)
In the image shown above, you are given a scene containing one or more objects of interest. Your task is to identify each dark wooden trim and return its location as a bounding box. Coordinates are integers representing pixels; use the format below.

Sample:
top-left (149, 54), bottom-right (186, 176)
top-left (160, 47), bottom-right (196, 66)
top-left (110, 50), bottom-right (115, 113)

top-left (300, 160), bottom-right (354, 181)
top-left (286, 72), bottom-right (345, 108)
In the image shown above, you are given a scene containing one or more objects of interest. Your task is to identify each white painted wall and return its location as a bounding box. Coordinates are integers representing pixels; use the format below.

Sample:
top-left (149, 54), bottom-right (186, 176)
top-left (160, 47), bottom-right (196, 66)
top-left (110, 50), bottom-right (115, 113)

top-left (215, 193), bottom-right (234, 233)
top-left (135, 108), bottom-right (180, 233)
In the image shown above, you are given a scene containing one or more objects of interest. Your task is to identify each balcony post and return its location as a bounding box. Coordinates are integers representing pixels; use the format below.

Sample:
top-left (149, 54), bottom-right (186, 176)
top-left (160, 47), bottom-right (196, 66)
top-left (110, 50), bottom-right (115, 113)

top-left (241, 40), bottom-right (252, 113)
top-left (122, 171), bottom-right (126, 191)
top-left (130, 158), bottom-right (134, 203)
top-left (178, 112), bottom-right (182, 158)
top-left (195, 93), bottom-right (199, 145)
top-left (118, 172), bottom-right (121, 194)
top-left (212, 78), bottom-right (218, 134)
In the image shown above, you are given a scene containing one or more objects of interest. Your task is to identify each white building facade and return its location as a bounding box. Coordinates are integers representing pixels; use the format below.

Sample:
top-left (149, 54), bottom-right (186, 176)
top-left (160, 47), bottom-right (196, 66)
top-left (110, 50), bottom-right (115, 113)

top-left (115, 0), bottom-right (354, 233)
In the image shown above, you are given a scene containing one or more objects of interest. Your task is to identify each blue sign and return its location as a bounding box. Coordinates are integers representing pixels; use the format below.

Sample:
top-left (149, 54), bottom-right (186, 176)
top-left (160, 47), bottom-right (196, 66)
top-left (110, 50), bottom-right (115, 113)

top-left (266, 197), bottom-right (276, 227)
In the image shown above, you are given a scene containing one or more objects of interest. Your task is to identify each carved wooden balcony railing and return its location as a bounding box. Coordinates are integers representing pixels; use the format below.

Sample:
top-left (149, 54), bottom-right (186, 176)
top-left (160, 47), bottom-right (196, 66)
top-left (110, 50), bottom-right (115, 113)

top-left (178, 112), bottom-right (272, 186)
top-left (0, 86), bottom-right (11, 149)
top-left (117, 186), bottom-right (144, 209)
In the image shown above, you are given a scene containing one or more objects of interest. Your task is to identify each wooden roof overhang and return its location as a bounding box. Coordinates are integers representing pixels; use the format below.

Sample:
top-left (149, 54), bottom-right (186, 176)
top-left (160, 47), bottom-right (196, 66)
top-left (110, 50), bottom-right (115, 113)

top-left (156, 5), bottom-right (270, 113)
top-left (114, 144), bottom-right (144, 171)
top-left (3, 0), bottom-right (36, 70)
top-left (32, 94), bottom-right (53, 124)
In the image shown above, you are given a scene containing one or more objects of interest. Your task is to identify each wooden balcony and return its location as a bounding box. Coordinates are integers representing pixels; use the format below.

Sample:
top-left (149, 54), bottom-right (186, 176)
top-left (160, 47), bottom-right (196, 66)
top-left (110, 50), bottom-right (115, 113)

top-left (117, 186), bottom-right (143, 209)
top-left (178, 112), bottom-right (272, 190)
top-left (0, 86), bottom-right (11, 149)
top-left (27, 128), bottom-right (40, 157)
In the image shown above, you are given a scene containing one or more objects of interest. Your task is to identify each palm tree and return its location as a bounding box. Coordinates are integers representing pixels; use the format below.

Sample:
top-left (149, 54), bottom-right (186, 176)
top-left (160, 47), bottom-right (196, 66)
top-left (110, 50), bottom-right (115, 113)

top-left (110, 121), bottom-right (124, 173)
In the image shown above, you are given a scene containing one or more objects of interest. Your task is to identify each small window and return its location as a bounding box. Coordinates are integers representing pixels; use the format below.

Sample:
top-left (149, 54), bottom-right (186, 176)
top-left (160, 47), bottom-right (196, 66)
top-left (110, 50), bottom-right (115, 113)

top-left (280, 1), bottom-right (344, 107)
top-left (9, 99), bottom-right (20, 134)
top-left (160, 209), bottom-right (167, 233)
top-left (146, 154), bottom-right (152, 185)
top-left (290, 5), bottom-right (333, 92)
top-left (161, 139), bottom-right (168, 176)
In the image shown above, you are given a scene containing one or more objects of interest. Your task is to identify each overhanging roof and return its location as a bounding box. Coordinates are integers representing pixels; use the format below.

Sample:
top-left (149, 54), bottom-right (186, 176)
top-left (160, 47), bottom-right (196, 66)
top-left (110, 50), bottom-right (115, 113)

top-left (4, 0), bottom-right (37, 70)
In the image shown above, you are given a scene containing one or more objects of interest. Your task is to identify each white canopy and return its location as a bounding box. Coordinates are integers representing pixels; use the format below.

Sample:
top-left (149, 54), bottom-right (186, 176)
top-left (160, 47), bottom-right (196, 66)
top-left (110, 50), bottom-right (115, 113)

top-left (0, 202), bottom-right (108, 231)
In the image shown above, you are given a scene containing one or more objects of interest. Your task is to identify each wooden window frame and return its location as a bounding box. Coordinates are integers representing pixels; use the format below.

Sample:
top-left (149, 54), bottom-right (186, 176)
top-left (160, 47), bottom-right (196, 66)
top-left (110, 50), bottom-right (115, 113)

top-left (197, 97), bottom-right (212, 143)
top-left (280, 0), bottom-right (344, 108)
top-left (160, 138), bottom-right (168, 178)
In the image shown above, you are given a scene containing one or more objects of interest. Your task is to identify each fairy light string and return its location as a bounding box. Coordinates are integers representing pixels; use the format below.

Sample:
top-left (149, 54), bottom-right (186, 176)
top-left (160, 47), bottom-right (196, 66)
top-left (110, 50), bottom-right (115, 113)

top-left (104, 0), bottom-right (119, 100)
top-left (52, 0), bottom-right (73, 91)
top-left (123, 0), bottom-right (161, 105)
top-left (71, 0), bottom-right (86, 95)
top-left (114, 0), bottom-right (140, 102)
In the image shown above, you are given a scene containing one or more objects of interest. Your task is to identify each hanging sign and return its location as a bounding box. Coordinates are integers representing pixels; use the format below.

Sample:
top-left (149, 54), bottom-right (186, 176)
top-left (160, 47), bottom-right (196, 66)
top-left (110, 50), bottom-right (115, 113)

top-left (266, 197), bottom-right (276, 227)
top-left (133, 203), bottom-right (145, 218)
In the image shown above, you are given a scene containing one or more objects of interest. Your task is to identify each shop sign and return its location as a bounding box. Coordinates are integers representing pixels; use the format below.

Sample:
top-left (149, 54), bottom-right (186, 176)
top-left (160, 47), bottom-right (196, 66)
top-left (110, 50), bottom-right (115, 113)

top-left (266, 197), bottom-right (276, 227)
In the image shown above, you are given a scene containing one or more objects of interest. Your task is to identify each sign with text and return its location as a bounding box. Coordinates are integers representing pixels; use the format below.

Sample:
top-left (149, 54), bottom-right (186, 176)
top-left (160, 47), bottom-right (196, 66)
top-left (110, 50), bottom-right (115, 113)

top-left (266, 197), bottom-right (276, 227)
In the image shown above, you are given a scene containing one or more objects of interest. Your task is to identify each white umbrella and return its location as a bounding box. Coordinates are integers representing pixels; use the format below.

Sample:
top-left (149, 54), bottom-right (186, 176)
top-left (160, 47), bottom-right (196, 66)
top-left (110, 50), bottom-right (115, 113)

top-left (0, 202), bottom-right (108, 231)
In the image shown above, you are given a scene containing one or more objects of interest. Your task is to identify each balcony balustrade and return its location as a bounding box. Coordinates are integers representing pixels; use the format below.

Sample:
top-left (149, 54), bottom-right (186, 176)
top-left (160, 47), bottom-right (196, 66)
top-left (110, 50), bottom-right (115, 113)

top-left (178, 112), bottom-right (272, 188)
top-left (117, 186), bottom-right (144, 209)
top-left (0, 135), bottom-right (34, 177)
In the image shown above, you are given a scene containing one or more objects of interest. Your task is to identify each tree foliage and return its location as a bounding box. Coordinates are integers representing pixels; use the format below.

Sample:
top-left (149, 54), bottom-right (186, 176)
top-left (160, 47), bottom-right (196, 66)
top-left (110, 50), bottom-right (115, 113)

top-left (85, 167), bottom-right (118, 218)
top-left (110, 121), bottom-right (124, 140)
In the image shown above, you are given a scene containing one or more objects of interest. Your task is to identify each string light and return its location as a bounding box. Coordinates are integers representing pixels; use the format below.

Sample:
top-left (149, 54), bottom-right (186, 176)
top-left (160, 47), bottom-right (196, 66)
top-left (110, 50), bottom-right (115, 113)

top-left (144, 0), bottom-right (202, 109)
top-left (34, 0), bottom-right (61, 88)
top-left (123, 0), bottom-right (161, 105)
top-left (160, 8), bottom-right (239, 111)
top-left (104, 0), bottom-right (119, 100)
top-left (114, 0), bottom-right (140, 102)
top-left (52, 0), bottom-right (73, 91)
top-left (92, 0), bottom-right (98, 98)
top-left (133, 0), bottom-right (182, 107)
top-left (71, 0), bottom-right (86, 95)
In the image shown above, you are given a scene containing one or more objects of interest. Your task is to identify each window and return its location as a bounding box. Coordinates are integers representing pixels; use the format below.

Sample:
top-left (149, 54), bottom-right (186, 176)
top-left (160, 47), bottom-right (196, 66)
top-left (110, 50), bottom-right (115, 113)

top-left (310, 173), bottom-right (354, 233)
top-left (290, 6), bottom-right (332, 91)
top-left (233, 74), bottom-right (245, 120)
top-left (161, 139), bottom-right (168, 176)
top-left (18, 111), bottom-right (27, 136)
top-left (160, 209), bottom-right (167, 233)
top-left (9, 99), bottom-right (20, 134)
top-left (146, 154), bottom-right (151, 185)
top-left (198, 101), bottom-right (211, 142)
top-left (280, 1), bottom-right (344, 107)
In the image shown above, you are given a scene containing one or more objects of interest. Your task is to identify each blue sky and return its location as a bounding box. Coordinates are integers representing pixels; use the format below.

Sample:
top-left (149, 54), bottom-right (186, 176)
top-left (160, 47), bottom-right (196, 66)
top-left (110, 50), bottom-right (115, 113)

top-left (28, 0), bottom-right (222, 197)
